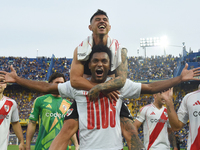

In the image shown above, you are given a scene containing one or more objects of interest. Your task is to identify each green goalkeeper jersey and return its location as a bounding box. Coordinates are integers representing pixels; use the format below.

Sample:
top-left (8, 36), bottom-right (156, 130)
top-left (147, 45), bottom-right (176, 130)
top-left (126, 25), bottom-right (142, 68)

top-left (29, 94), bottom-right (72, 150)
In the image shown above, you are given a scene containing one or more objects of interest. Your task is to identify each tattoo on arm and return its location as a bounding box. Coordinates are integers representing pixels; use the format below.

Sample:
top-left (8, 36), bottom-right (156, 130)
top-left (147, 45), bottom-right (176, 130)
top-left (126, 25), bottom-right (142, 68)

top-left (166, 105), bottom-right (171, 113)
top-left (99, 48), bottom-right (128, 91)
top-left (168, 132), bottom-right (177, 148)
top-left (73, 118), bottom-right (78, 121)
top-left (120, 117), bottom-right (145, 150)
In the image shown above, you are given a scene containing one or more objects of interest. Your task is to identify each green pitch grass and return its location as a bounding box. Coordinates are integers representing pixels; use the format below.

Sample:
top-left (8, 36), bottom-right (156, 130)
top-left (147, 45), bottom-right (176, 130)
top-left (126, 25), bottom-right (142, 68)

top-left (8, 145), bottom-right (35, 150)
top-left (7, 145), bottom-right (185, 150)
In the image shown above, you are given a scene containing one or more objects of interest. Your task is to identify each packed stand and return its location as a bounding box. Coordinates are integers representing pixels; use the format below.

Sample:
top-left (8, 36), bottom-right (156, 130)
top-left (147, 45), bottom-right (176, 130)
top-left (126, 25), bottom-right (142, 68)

top-left (51, 57), bottom-right (72, 81)
top-left (127, 55), bottom-right (179, 80)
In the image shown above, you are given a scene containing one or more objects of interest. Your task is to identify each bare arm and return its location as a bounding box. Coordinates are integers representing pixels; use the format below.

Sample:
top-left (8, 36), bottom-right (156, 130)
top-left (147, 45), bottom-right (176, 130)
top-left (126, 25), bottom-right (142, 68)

top-left (120, 117), bottom-right (145, 150)
top-left (70, 48), bottom-right (97, 91)
top-left (49, 119), bottom-right (79, 150)
top-left (0, 66), bottom-right (59, 94)
top-left (133, 119), bottom-right (143, 134)
top-left (11, 121), bottom-right (25, 150)
top-left (161, 88), bottom-right (185, 131)
top-left (168, 128), bottom-right (178, 150)
top-left (26, 120), bottom-right (37, 150)
top-left (141, 63), bottom-right (200, 94)
top-left (70, 133), bottom-right (79, 150)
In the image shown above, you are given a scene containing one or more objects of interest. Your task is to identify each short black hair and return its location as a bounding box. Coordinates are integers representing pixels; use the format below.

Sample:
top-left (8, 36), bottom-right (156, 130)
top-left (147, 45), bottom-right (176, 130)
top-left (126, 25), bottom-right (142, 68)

top-left (48, 72), bottom-right (66, 83)
top-left (90, 9), bottom-right (109, 23)
top-left (88, 45), bottom-right (112, 67)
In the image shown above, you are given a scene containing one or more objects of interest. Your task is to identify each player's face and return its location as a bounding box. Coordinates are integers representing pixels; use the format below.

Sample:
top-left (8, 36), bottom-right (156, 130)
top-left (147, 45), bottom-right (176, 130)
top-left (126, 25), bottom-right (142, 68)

top-left (52, 77), bottom-right (65, 84)
top-left (89, 52), bottom-right (110, 83)
top-left (155, 93), bottom-right (166, 105)
top-left (0, 77), bottom-right (6, 94)
top-left (89, 15), bottom-right (111, 36)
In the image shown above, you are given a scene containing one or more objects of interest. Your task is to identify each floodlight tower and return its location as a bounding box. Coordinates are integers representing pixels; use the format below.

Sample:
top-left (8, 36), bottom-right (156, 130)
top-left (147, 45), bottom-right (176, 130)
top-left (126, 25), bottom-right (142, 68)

top-left (140, 37), bottom-right (161, 58)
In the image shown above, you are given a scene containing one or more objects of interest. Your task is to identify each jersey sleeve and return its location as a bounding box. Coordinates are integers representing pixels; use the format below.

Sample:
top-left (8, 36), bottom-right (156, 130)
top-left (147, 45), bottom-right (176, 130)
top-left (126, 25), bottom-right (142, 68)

top-left (11, 100), bottom-right (19, 123)
top-left (58, 81), bottom-right (75, 99)
top-left (177, 94), bottom-right (189, 124)
top-left (120, 79), bottom-right (141, 99)
top-left (29, 98), bottom-right (41, 121)
top-left (135, 106), bottom-right (147, 123)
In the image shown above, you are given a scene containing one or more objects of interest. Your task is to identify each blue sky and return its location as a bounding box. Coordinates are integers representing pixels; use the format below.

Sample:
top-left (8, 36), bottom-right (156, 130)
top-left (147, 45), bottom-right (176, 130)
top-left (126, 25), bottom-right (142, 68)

top-left (1, 0), bottom-right (200, 58)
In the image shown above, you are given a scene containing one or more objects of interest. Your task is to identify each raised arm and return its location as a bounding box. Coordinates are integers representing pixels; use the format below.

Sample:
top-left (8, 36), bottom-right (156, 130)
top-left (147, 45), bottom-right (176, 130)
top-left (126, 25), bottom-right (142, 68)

top-left (70, 47), bottom-right (97, 91)
top-left (0, 66), bottom-right (59, 94)
top-left (141, 63), bottom-right (200, 94)
top-left (161, 88), bottom-right (185, 131)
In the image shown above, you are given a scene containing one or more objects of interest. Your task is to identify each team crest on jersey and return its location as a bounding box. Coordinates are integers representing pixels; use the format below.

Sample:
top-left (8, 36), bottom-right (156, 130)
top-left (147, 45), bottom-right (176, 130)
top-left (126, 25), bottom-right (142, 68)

top-left (66, 108), bottom-right (73, 116)
top-left (4, 105), bottom-right (9, 112)
top-left (164, 112), bottom-right (168, 117)
top-left (63, 105), bottom-right (67, 111)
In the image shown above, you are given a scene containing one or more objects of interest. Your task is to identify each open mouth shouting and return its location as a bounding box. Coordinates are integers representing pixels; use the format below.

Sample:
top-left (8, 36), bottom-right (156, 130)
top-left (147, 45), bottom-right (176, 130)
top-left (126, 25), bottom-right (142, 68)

top-left (96, 68), bottom-right (104, 77)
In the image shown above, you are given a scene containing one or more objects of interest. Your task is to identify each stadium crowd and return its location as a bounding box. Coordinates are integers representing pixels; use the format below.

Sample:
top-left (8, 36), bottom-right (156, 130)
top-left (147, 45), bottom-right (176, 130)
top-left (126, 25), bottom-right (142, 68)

top-left (0, 52), bottom-right (199, 149)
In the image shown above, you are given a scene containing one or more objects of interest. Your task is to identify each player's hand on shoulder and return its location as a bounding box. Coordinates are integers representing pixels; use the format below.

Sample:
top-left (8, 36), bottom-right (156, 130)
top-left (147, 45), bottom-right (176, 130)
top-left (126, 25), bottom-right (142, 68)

top-left (102, 90), bottom-right (120, 102)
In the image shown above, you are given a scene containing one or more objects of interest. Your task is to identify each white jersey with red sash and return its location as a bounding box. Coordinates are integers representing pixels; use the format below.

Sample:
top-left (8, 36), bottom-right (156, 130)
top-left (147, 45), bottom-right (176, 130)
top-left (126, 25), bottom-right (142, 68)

top-left (177, 89), bottom-right (200, 150)
top-left (58, 78), bottom-right (141, 150)
top-left (136, 104), bottom-right (171, 150)
top-left (0, 96), bottom-right (19, 150)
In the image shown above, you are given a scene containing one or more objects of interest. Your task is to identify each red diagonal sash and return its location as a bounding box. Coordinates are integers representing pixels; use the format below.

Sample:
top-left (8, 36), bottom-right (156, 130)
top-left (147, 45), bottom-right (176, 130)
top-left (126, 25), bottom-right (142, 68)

top-left (0, 100), bottom-right (13, 125)
top-left (190, 126), bottom-right (200, 150)
top-left (147, 108), bottom-right (168, 150)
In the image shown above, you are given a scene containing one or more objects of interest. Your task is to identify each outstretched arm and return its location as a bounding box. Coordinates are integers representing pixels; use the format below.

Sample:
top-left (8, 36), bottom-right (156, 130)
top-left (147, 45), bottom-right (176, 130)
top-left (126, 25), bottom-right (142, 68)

top-left (0, 66), bottom-right (59, 94)
top-left (141, 63), bottom-right (200, 94)
top-left (11, 121), bottom-right (25, 150)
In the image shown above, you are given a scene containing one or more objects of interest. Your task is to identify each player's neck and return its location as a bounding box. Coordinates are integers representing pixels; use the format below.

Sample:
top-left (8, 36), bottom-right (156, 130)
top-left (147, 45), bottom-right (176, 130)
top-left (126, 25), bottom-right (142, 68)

top-left (0, 93), bottom-right (3, 101)
top-left (153, 102), bottom-right (163, 109)
top-left (92, 34), bottom-right (108, 45)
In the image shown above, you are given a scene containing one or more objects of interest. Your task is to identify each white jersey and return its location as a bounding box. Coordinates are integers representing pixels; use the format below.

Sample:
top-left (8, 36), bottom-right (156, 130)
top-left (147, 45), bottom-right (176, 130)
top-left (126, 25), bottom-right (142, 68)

top-left (136, 104), bottom-right (171, 150)
top-left (58, 78), bottom-right (141, 150)
top-left (177, 89), bottom-right (200, 150)
top-left (0, 96), bottom-right (19, 150)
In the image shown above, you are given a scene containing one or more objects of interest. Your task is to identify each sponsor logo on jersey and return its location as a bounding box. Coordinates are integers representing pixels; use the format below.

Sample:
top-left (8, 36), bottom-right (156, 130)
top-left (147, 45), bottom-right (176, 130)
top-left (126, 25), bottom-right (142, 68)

top-left (193, 100), bottom-right (200, 106)
top-left (46, 112), bottom-right (65, 118)
top-left (150, 118), bottom-right (167, 123)
top-left (150, 111), bottom-right (155, 115)
top-left (0, 114), bottom-right (9, 119)
top-left (193, 111), bottom-right (200, 117)
top-left (4, 105), bottom-right (9, 112)
top-left (66, 108), bottom-right (73, 116)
